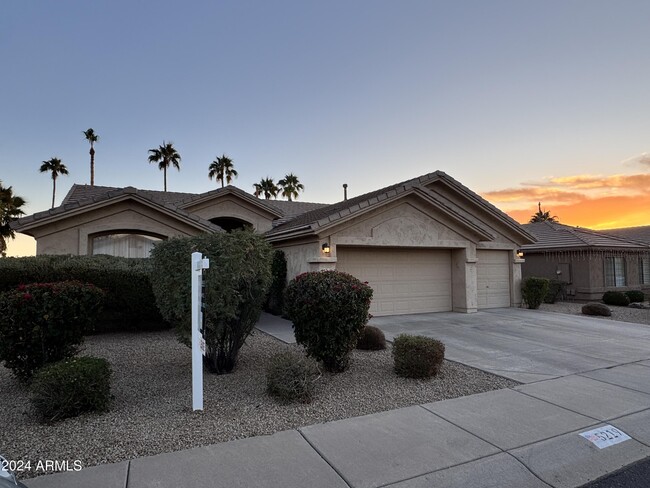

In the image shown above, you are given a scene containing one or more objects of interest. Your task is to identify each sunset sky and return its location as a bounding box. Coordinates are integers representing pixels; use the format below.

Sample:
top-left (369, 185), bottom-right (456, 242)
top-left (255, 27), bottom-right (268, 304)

top-left (2, 1), bottom-right (650, 256)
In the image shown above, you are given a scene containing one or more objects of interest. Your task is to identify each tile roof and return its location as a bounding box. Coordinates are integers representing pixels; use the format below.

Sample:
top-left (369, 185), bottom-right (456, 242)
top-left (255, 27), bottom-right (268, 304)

top-left (521, 222), bottom-right (650, 251)
top-left (600, 225), bottom-right (650, 245)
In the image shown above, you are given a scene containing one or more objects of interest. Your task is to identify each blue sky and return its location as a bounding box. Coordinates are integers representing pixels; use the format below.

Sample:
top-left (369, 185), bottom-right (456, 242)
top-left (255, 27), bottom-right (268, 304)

top-left (3, 1), bottom-right (650, 254)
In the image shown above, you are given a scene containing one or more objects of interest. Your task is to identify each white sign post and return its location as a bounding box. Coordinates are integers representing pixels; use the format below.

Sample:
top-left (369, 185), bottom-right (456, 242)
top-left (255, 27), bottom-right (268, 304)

top-left (191, 252), bottom-right (210, 411)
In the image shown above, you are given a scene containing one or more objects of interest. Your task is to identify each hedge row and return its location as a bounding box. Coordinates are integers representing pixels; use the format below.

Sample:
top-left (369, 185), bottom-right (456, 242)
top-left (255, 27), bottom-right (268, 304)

top-left (0, 255), bottom-right (163, 331)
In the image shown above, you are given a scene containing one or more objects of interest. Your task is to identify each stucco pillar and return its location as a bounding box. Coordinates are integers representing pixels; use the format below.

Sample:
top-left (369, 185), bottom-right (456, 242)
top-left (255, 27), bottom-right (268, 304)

top-left (512, 250), bottom-right (524, 307)
top-left (452, 246), bottom-right (478, 313)
top-left (308, 257), bottom-right (337, 272)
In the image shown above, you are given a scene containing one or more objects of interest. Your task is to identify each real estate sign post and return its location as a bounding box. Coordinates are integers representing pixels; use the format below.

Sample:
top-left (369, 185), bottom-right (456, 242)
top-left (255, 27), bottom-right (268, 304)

top-left (191, 252), bottom-right (210, 411)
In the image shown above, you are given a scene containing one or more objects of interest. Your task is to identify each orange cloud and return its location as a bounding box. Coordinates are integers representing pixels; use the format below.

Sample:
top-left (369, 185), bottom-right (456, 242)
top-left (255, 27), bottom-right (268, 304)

top-left (482, 188), bottom-right (586, 204)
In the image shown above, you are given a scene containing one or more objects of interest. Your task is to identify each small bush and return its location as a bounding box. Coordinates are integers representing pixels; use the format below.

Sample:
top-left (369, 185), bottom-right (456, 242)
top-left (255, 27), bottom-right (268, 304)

top-left (602, 291), bottom-right (630, 306)
top-left (625, 290), bottom-right (645, 303)
top-left (284, 270), bottom-right (373, 372)
top-left (266, 352), bottom-right (319, 403)
top-left (521, 277), bottom-right (550, 309)
top-left (582, 303), bottom-right (611, 317)
top-left (544, 279), bottom-right (567, 304)
top-left (150, 230), bottom-right (273, 374)
top-left (266, 250), bottom-right (287, 316)
top-left (0, 281), bottom-right (105, 380)
top-left (356, 325), bottom-right (386, 350)
top-left (393, 334), bottom-right (445, 379)
top-left (30, 356), bottom-right (112, 423)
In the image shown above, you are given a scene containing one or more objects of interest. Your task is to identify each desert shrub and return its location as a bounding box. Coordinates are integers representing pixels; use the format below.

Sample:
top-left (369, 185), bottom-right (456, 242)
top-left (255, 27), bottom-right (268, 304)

top-left (30, 356), bottom-right (112, 422)
top-left (356, 325), bottom-right (386, 350)
top-left (266, 351), bottom-right (319, 403)
top-left (0, 281), bottom-right (105, 380)
top-left (0, 255), bottom-right (162, 331)
top-left (150, 230), bottom-right (273, 374)
top-left (284, 270), bottom-right (373, 372)
top-left (582, 303), bottom-right (611, 317)
top-left (265, 250), bottom-right (287, 315)
top-left (544, 279), bottom-right (567, 304)
top-left (602, 291), bottom-right (630, 306)
top-left (625, 290), bottom-right (645, 303)
top-left (521, 277), bottom-right (550, 309)
top-left (393, 334), bottom-right (445, 379)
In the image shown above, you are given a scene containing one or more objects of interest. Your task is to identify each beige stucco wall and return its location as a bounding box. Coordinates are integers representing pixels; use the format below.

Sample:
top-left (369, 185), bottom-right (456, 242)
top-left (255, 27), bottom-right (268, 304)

top-left (272, 240), bottom-right (333, 281)
top-left (184, 196), bottom-right (277, 232)
top-left (30, 201), bottom-right (205, 255)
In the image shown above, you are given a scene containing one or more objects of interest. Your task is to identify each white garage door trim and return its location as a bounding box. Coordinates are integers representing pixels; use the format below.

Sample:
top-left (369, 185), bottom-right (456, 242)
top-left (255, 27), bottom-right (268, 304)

top-left (336, 247), bottom-right (452, 316)
top-left (477, 250), bottom-right (511, 309)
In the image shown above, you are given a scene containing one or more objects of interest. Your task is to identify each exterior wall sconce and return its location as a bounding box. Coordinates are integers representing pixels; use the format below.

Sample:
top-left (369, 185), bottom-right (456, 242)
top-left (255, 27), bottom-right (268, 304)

top-left (322, 243), bottom-right (331, 254)
top-left (517, 250), bottom-right (524, 258)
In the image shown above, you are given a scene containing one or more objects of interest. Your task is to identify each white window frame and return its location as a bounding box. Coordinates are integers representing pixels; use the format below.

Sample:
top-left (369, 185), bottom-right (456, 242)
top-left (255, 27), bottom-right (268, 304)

top-left (640, 256), bottom-right (650, 285)
top-left (604, 256), bottom-right (626, 287)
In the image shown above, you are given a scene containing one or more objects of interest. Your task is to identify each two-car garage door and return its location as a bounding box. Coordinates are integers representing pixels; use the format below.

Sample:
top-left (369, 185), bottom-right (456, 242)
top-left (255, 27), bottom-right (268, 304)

top-left (336, 247), bottom-right (452, 316)
top-left (336, 247), bottom-right (512, 316)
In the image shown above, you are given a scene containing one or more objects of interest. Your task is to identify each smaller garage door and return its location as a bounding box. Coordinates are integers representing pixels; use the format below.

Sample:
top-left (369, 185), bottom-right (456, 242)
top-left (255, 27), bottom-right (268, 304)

top-left (477, 250), bottom-right (511, 309)
top-left (336, 247), bottom-right (452, 316)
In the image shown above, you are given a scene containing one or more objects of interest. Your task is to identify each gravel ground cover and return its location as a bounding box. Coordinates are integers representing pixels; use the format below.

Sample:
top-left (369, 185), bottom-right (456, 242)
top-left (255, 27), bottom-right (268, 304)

top-left (540, 301), bottom-right (650, 325)
top-left (1, 329), bottom-right (517, 479)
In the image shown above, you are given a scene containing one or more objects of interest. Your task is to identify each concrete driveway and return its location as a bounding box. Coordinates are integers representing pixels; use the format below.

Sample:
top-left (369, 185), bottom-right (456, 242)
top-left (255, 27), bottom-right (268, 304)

top-left (369, 308), bottom-right (650, 383)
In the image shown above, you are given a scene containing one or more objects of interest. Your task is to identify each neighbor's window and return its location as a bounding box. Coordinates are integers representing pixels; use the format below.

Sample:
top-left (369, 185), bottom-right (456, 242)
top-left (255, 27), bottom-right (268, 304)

top-left (640, 257), bottom-right (650, 285)
top-left (604, 256), bottom-right (626, 287)
top-left (92, 234), bottom-right (162, 258)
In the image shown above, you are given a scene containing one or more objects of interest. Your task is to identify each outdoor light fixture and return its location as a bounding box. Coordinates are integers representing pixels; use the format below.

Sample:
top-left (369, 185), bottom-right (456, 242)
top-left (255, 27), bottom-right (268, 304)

top-left (517, 250), bottom-right (524, 258)
top-left (322, 243), bottom-right (331, 254)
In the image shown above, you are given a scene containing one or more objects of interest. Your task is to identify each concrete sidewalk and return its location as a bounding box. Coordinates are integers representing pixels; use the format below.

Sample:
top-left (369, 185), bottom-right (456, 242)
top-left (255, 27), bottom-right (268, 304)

top-left (24, 359), bottom-right (650, 488)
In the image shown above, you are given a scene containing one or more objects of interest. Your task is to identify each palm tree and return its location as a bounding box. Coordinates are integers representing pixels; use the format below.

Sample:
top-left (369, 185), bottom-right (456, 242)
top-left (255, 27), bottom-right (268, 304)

top-left (39, 157), bottom-right (69, 208)
top-left (278, 173), bottom-right (304, 201)
top-left (529, 202), bottom-right (559, 223)
top-left (83, 128), bottom-right (99, 186)
top-left (253, 177), bottom-right (278, 199)
top-left (148, 142), bottom-right (181, 192)
top-left (0, 181), bottom-right (26, 257)
top-left (208, 155), bottom-right (238, 188)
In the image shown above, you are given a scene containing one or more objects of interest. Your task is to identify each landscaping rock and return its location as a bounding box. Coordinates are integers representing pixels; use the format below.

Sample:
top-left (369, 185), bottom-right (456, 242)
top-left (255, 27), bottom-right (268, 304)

top-left (628, 302), bottom-right (649, 309)
top-left (581, 303), bottom-right (611, 317)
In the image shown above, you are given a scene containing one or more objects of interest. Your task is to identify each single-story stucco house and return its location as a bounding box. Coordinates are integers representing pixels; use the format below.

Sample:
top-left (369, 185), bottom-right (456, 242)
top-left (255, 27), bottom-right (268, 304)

top-left (12, 171), bottom-right (536, 316)
top-left (520, 221), bottom-right (650, 300)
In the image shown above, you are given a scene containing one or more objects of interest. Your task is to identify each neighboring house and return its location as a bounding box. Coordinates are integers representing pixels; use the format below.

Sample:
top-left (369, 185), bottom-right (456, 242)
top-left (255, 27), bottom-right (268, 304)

top-left (520, 222), bottom-right (650, 300)
top-left (13, 171), bottom-right (535, 316)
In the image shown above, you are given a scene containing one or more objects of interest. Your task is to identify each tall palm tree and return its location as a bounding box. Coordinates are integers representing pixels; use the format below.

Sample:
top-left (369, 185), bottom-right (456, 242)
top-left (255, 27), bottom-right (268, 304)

top-left (148, 141), bottom-right (181, 192)
top-left (253, 177), bottom-right (278, 199)
top-left (278, 173), bottom-right (305, 201)
top-left (83, 128), bottom-right (99, 186)
top-left (39, 157), bottom-right (69, 208)
top-left (529, 202), bottom-right (559, 223)
top-left (208, 154), bottom-right (238, 188)
top-left (0, 181), bottom-right (26, 257)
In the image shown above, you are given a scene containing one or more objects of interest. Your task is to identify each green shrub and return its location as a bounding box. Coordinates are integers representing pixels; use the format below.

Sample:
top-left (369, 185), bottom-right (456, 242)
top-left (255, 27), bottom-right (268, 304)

top-left (0, 255), bottom-right (162, 331)
top-left (150, 230), bottom-right (273, 374)
top-left (356, 325), bottom-right (387, 350)
top-left (602, 291), bottom-right (630, 306)
top-left (31, 356), bottom-right (112, 422)
top-left (521, 277), bottom-right (550, 309)
top-left (0, 281), bottom-right (105, 380)
top-left (265, 250), bottom-right (287, 316)
top-left (284, 270), bottom-right (373, 372)
top-left (393, 334), bottom-right (445, 379)
top-left (625, 290), bottom-right (645, 303)
top-left (544, 279), bottom-right (567, 304)
top-left (266, 351), bottom-right (319, 403)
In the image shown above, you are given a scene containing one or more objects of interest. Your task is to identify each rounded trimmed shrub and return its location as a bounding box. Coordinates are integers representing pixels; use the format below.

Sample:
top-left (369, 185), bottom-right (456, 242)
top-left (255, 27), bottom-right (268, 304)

top-left (266, 351), bottom-right (319, 403)
top-left (356, 325), bottom-right (386, 350)
top-left (625, 290), bottom-right (645, 303)
top-left (582, 303), bottom-right (611, 317)
top-left (284, 270), bottom-right (373, 372)
top-left (0, 281), bottom-right (105, 381)
top-left (521, 277), bottom-right (550, 309)
top-left (30, 356), bottom-right (112, 423)
top-left (602, 291), bottom-right (630, 306)
top-left (393, 334), bottom-right (445, 379)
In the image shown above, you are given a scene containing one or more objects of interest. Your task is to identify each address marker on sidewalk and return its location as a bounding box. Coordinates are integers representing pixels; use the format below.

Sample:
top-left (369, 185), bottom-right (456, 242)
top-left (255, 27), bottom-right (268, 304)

top-left (580, 425), bottom-right (631, 449)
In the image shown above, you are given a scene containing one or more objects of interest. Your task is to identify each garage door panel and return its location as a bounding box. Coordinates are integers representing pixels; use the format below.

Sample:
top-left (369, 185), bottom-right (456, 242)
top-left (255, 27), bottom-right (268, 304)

top-left (337, 247), bottom-right (452, 316)
top-left (477, 250), bottom-right (511, 309)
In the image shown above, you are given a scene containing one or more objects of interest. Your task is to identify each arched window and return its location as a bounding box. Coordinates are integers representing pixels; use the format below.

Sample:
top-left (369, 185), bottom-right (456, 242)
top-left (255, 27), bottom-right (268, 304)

top-left (92, 233), bottom-right (163, 258)
top-left (209, 217), bottom-right (252, 232)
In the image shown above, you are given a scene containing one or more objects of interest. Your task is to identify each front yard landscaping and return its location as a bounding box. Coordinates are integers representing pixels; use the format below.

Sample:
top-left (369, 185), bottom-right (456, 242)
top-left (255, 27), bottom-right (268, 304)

top-left (1, 328), bottom-right (517, 478)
